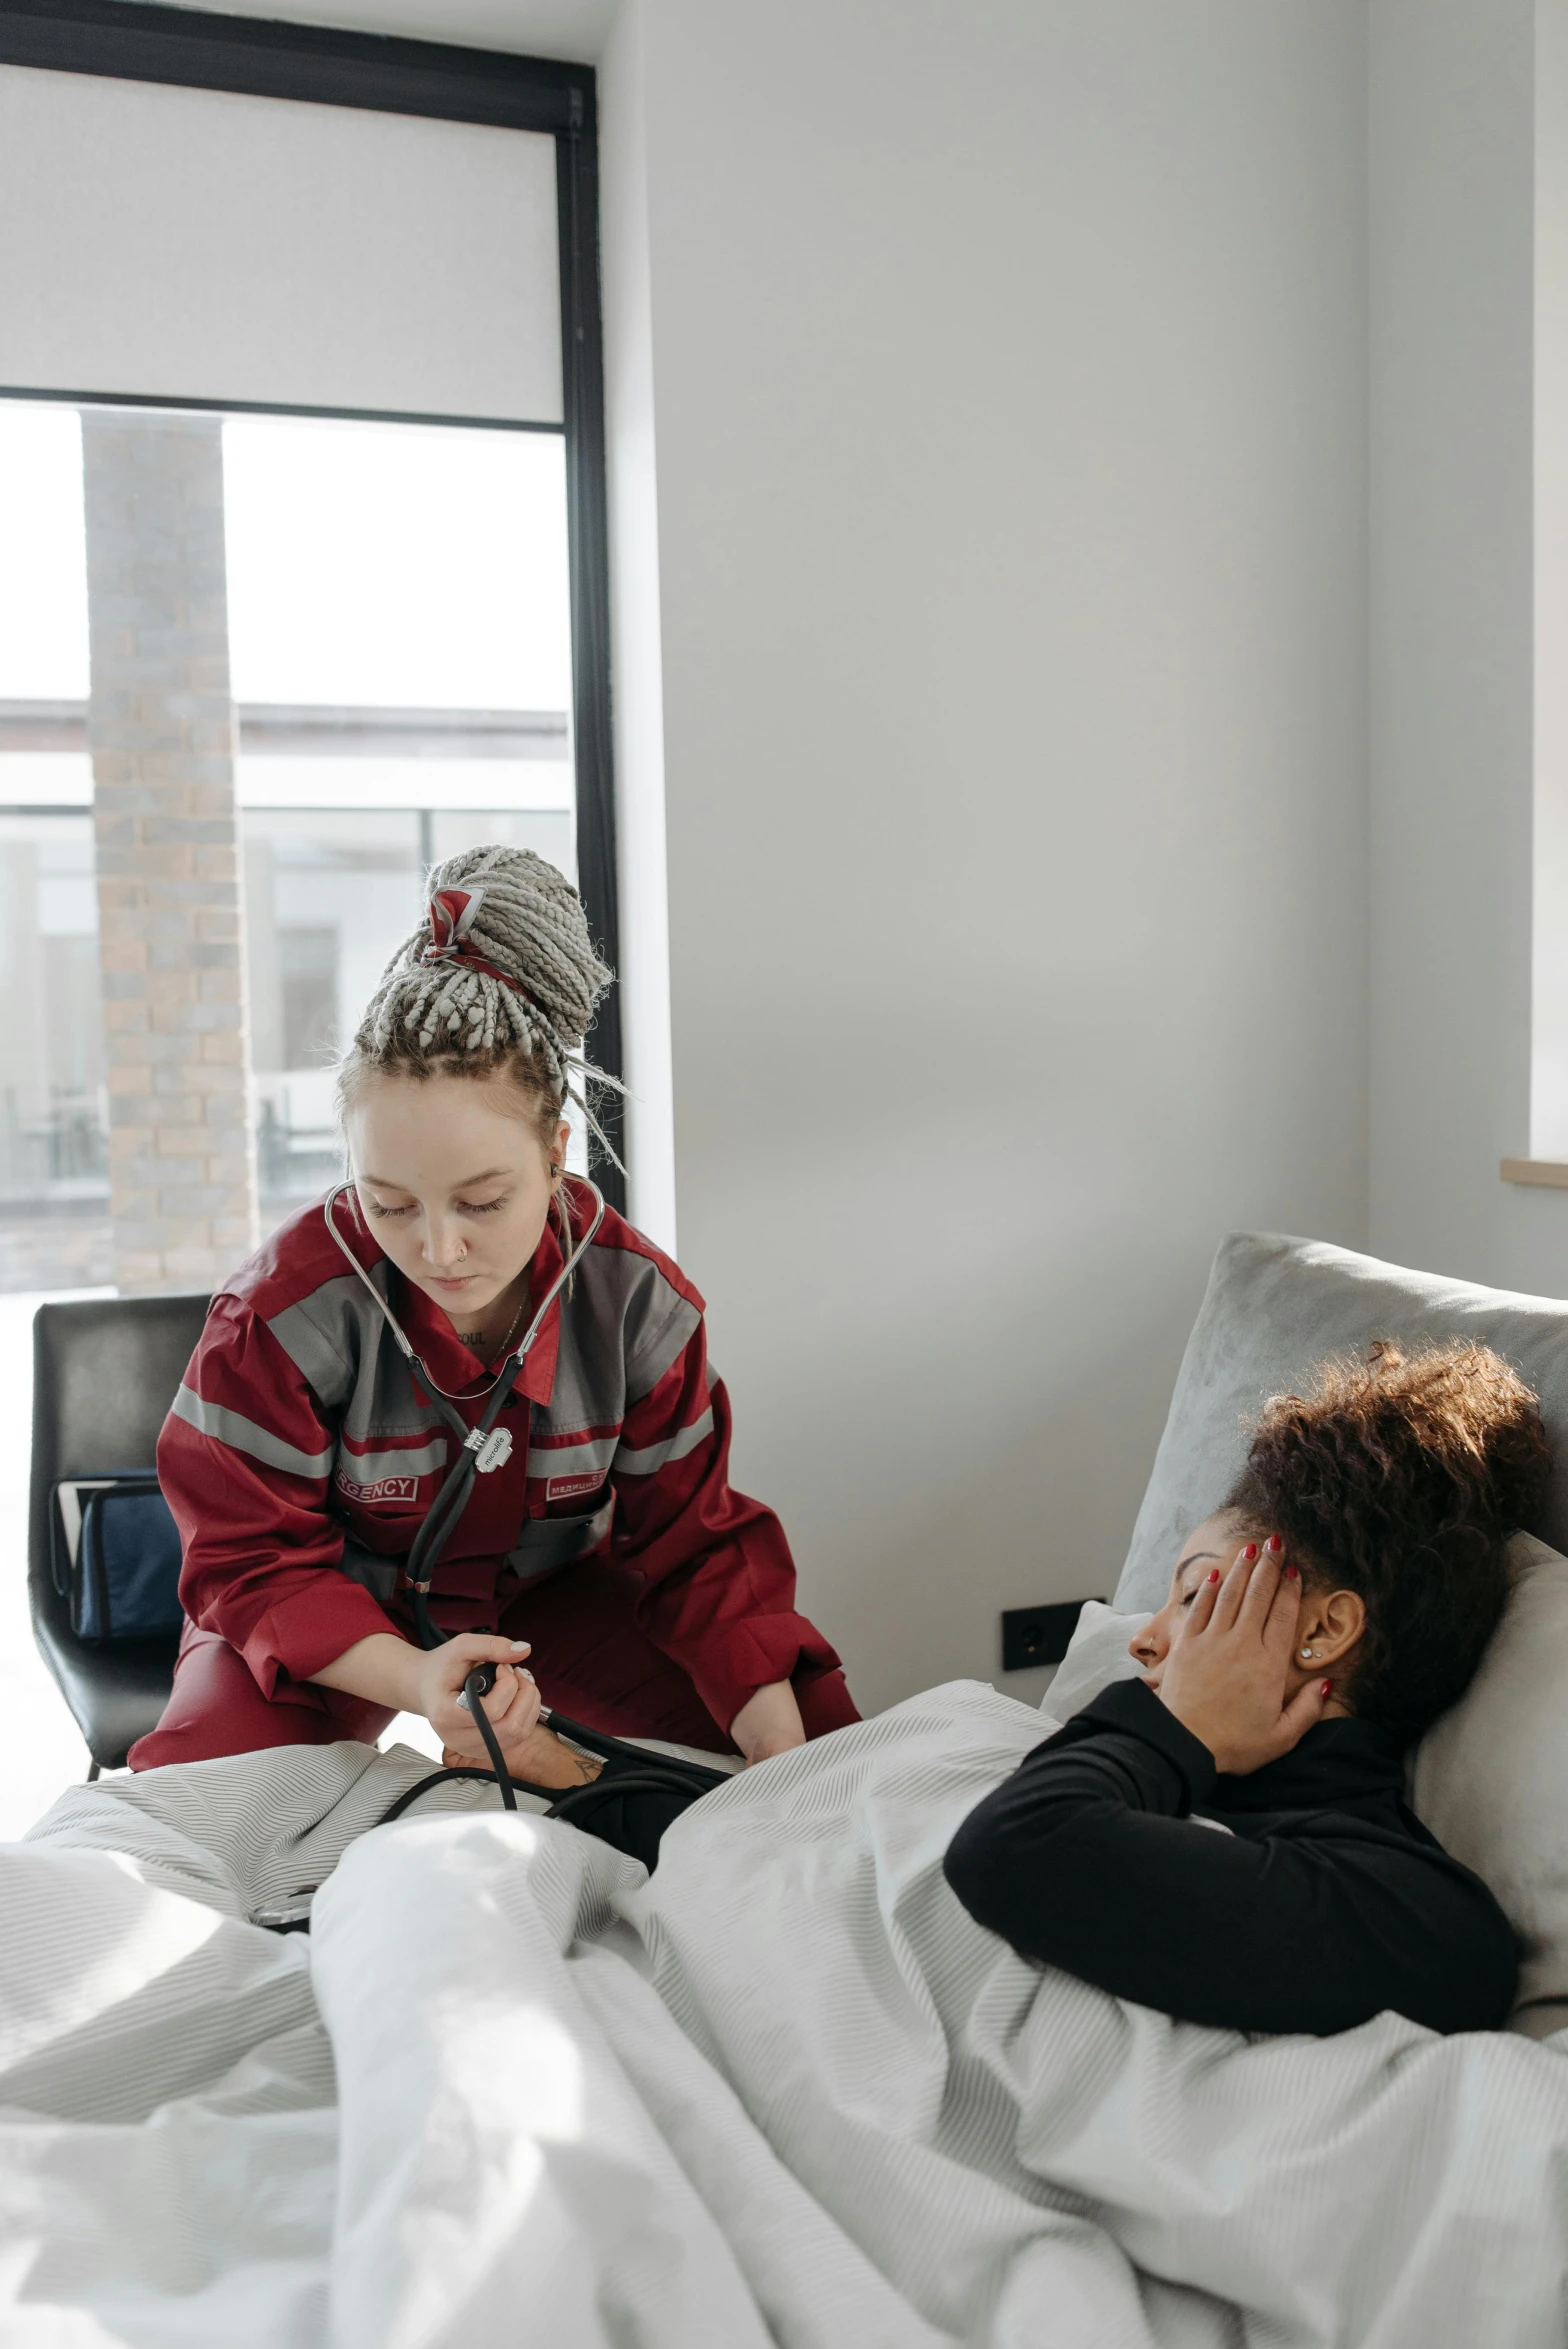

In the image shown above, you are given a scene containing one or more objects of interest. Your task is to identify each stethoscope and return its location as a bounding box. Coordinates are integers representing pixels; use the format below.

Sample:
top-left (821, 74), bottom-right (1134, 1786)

top-left (322, 1175), bottom-right (606, 1653)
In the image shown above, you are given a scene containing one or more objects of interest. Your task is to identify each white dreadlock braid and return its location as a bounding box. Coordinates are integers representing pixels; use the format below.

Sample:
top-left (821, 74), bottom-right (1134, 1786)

top-left (343, 846), bottom-right (622, 1166)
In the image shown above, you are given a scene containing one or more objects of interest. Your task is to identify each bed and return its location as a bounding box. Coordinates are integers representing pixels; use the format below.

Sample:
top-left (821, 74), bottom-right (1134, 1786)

top-left (8, 1231), bottom-right (1568, 2348)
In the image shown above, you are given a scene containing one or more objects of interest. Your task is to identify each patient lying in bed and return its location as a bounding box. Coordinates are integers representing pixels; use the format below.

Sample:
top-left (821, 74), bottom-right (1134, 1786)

top-left (945, 1340), bottom-right (1539, 2037)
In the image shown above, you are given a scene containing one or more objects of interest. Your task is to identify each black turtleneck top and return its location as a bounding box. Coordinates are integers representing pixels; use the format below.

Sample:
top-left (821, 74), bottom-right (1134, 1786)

top-left (942, 1678), bottom-right (1518, 2037)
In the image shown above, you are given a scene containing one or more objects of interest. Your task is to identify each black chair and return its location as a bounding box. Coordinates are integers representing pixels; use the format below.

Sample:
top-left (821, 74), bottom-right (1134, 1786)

top-left (29, 1292), bottom-right (210, 1775)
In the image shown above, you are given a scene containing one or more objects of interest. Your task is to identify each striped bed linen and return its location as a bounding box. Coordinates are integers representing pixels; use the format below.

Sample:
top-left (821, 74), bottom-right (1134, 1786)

top-left (5, 1682), bottom-right (1568, 2346)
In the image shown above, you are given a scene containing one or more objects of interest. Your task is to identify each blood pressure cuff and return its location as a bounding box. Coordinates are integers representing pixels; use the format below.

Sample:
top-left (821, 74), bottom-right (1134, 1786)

top-left (548, 1764), bottom-right (710, 1872)
top-left (53, 1473), bottom-right (184, 1645)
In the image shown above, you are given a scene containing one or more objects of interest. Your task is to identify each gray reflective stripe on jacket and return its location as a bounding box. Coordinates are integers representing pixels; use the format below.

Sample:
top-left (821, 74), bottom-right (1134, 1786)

top-left (613, 1405), bottom-right (715, 1477)
top-left (215, 1227), bottom-right (704, 1502)
top-left (266, 1270), bottom-right (443, 1453)
top-left (343, 1440), bottom-right (449, 1481)
top-left (525, 1432), bottom-right (620, 1481)
top-left (520, 1407), bottom-right (715, 1482)
top-left (171, 1383), bottom-right (334, 1481)
top-left (543, 1245), bottom-right (701, 1438)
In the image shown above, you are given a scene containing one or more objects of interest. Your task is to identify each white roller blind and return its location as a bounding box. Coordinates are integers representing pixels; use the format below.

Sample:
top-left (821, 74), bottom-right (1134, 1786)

top-left (0, 63), bottom-right (562, 424)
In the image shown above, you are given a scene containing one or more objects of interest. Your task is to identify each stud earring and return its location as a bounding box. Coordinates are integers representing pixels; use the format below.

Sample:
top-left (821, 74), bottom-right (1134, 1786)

top-left (1300, 1647), bottom-right (1315, 1660)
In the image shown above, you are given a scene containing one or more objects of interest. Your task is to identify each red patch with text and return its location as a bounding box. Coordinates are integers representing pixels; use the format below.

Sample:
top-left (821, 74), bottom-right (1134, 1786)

top-left (546, 1472), bottom-right (604, 1504)
top-left (336, 1472), bottom-right (419, 1505)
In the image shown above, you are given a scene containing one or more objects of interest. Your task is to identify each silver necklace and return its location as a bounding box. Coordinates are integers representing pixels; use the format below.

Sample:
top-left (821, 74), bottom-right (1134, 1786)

top-left (459, 1282), bottom-right (530, 1363)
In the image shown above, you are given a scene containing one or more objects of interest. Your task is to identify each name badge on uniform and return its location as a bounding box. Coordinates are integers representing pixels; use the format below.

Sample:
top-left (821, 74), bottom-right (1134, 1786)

top-left (547, 1471), bottom-right (604, 1503)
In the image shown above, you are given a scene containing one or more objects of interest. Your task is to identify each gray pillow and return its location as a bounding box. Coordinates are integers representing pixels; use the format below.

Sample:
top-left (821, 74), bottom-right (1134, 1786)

top-left (1115, 1232), bottom-right (1568, 1613)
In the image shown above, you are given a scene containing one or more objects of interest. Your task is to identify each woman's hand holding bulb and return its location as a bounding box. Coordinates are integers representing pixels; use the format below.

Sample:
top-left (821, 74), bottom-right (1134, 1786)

top-left (415, 1633), bottom-right (541, 1761)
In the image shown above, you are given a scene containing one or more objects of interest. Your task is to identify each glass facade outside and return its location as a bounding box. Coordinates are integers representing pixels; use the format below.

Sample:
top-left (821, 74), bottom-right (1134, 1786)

top-left (0, 398), bottom-right (576, 1287)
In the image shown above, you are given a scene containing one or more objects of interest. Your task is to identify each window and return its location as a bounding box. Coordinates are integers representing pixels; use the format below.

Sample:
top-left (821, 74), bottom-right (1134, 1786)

top-left (0, 402), bottom-right (104, 1284)
top-left (0, 389), bottom-right (595, 1280)
top-left (0, 10), bottom-right (618, 1297)
top-left (227, 412), bottom-right (580, 1222)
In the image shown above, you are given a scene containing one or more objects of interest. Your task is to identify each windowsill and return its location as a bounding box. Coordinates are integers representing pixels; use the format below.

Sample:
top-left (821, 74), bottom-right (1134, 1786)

top-left (1500, 1158), bottom-right (1568, 1188)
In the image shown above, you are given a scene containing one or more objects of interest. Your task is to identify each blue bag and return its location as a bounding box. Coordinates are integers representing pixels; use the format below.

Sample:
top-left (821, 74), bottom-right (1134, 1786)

top-left (54, 1475), bottom-right (185, 1645)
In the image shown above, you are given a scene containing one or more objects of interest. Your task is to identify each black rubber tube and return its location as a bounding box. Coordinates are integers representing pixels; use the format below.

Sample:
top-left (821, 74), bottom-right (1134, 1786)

top-left (541, 1710), bottom-right (731, 1794)
top-left (376, 1764), bottom-right (558, 1826)
top-left (545, 1769), bottom-right (717, 1818)
top-left (463, 1668), bottom-right (519, 1810)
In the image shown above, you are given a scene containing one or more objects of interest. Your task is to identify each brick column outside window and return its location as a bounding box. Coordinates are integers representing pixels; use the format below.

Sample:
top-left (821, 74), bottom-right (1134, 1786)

top-left (81, 409), bottom-right (259, 1294)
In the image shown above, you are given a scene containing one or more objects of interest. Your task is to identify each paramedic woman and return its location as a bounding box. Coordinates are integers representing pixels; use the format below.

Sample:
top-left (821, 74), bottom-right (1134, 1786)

top-left (130, 847), bottom-right (859, 1785)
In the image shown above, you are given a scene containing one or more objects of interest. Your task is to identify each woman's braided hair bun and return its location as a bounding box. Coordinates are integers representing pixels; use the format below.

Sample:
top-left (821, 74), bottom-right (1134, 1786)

top-left (344, 844), bottom-right (617, 1156)
top-left (1226, 1338), bottom-right (1551, 1746)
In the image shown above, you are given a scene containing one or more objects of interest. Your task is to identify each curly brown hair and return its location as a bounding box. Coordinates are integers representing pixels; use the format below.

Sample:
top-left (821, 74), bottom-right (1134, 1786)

top-left (1224, 1340), bottom-right (1551, 1748)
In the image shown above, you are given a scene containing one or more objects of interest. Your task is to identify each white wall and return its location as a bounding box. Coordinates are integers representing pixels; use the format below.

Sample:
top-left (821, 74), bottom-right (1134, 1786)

top-left (606, 0), bottom-right (1371, 1712)
top-left (1367, 0), bottom-right (1568, 1299)
top-left (1534, 0), bottom-right (1568, 1166)
top-left (599, 0), bottom-right (678, 1256)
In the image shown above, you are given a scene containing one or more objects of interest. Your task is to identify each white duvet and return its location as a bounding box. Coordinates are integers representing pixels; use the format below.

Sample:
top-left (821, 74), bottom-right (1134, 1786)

top-left (5, 1681), bottom-right (1568, 2348)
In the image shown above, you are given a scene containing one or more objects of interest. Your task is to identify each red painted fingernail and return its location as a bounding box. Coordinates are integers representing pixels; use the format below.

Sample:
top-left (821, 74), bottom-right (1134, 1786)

top-left (1284, 1563), bottom-right (1299, 1581)
top-left (1207, 1568), bottom-right (1222, 1583)
top-left (1267, 1535), bottom-right (1282, 1555)
top-left (1320, 1680), bottom-right (1333, 1698)
top-left (1243, 1543), bottom-right (1259, 1561)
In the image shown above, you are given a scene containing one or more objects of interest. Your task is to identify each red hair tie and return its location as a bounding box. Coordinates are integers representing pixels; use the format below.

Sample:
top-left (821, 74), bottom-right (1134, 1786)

top-left (423, 886), bottom-right (483, 959)
top-left (419, 886), bottom-right (563, 1043)
top-left (421, 886), bottom-right (521, 993)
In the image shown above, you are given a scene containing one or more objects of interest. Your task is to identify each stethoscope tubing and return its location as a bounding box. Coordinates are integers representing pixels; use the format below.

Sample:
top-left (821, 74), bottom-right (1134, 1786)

top-left (321, 1175), bottom-right (606, 1411)
top-left (321, 1174), bottom-right (606, 1646)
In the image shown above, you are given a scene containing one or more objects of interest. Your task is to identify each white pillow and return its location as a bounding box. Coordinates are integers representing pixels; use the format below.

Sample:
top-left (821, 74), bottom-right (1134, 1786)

top-left (1041, 1546), bottom-right (1568, 2038)
top-left (1039, 1599), bottom-right (1149, 1727)
top-left (1411, 1532), bottom-right (1568, 2037)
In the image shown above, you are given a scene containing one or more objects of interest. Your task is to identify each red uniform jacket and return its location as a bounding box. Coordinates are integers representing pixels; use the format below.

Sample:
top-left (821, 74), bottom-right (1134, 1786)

top-left (158, 1180), bottom-right (844, 1738)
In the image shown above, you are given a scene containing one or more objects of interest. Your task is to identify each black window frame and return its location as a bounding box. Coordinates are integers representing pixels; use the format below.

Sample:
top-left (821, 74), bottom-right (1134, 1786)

top-left (0, 0), bottom-right (625, 1207)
